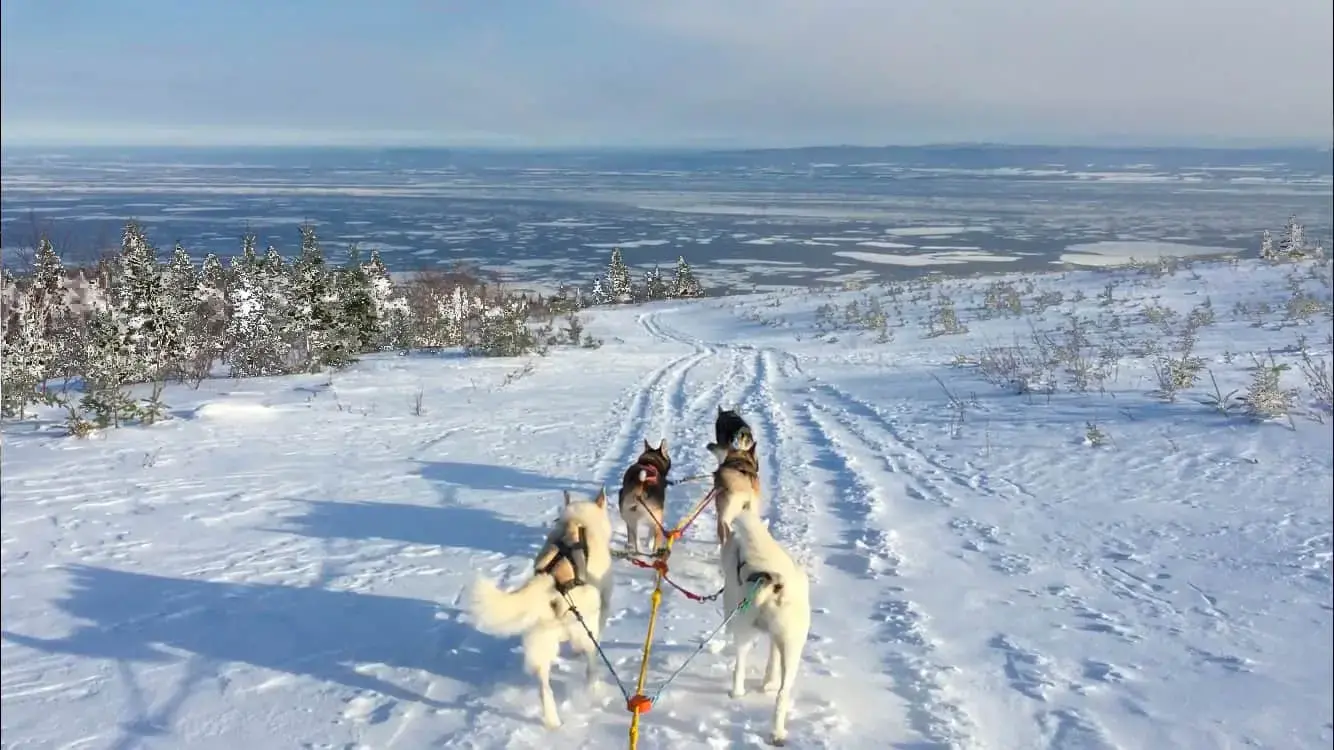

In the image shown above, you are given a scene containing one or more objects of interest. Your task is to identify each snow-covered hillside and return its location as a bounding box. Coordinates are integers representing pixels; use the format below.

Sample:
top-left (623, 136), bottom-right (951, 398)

top-left (2, 257), bottom-right (1331, 750)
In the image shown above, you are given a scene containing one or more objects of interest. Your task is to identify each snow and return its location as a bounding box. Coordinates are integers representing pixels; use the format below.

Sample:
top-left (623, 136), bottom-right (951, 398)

top-left (189, 400), bottom-right (281, 422)
top-left (1057, 241), bottom-right (1243, 268)
top-left (3, 257), bottom-right (1332, 750)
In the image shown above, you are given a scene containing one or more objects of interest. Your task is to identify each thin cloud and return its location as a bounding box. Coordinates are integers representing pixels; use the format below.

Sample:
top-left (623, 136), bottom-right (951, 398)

top-left (2, 0), bottom-right (1330, 147)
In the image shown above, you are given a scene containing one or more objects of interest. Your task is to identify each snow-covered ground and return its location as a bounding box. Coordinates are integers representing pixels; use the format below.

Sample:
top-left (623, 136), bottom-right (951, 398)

top-left (3, 257), bottom-right (1331, 750)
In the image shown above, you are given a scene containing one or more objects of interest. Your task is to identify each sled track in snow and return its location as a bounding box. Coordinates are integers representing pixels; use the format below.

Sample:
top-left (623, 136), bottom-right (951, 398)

top-left (799, 400), bottom-right (979, 747)
top-left (644, 311), bottom-right (969, 746)
top-left (638, 316), bottom-right (816, 562)
top-left (590, 312), bottom-right (712, 493)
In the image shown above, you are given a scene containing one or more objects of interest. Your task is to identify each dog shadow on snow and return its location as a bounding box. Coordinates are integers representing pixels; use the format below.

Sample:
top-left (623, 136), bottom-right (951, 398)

top-left (265, 459), bottom-right (584, 557)
top-left (1, 564), bottom-right (523, 720)
top-left (269, 498), bottom-right (535, 557)
top-left (415, 459), bottom-right (576, 495)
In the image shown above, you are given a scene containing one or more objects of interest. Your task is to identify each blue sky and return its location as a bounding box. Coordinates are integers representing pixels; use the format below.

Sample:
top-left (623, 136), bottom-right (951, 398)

top-left (3, 0), bottom-right (1331, 149)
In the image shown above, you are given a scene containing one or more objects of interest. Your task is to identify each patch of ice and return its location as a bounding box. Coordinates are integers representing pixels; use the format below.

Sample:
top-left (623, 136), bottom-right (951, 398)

top-left (855, 241), bottom-right (916, 249)
top-left (1055, 241), bottom-right (1242, 267)
top-left (884, 226), bottom-right (992, 237)
top-left (584, 239), bottom-right (670, 249)
top-left (835, 250), bottom-right (1020, 267)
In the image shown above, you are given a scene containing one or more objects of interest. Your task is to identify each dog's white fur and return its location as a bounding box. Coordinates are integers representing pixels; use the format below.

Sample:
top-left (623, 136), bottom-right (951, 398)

top-left (720, 507), bottom-right (811, 746)
top-left (466, 489), bottom-right (614, 729)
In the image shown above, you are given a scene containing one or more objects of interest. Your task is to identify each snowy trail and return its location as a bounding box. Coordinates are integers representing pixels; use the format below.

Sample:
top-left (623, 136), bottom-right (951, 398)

top-left (649, 311), bottom-right (961, 748)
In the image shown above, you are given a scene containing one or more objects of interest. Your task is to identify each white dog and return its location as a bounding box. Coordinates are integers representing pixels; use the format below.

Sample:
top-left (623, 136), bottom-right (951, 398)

top-left (467, 488), bottom-right (615, 729)
top-left (719, 507), bottom-right (811, 746)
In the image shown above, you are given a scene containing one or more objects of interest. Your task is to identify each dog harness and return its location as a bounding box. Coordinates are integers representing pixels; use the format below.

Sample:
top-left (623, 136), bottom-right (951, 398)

top-left (538, 527), bottom-right (590, 594)
top-left (734, 557), bottom-right (774, 588)
top-left (718, 455), bottom-right (759, 479)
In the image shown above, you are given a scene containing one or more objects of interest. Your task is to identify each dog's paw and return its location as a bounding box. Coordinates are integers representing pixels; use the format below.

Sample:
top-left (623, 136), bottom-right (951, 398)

top-left (762, 680), bottom-right (780, 695)
top-left (543, 716), bottom-right (563, 730)
top-left (729, 687), bottom-right (747, 700)
top-left (768, 733), bottom-right (788, 747)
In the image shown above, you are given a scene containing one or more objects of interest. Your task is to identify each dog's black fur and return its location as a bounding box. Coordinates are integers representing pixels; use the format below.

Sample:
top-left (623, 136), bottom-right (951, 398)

top-left (706, 406), bottom-right (753, 458)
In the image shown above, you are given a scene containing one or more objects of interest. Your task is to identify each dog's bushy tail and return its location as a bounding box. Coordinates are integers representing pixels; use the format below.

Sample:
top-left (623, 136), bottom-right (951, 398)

top-left (467, 574), bottom-right (558, 636)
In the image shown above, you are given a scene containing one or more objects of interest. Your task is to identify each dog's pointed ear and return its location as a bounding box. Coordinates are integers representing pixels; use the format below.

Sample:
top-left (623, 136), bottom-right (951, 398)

top-left (563, 489), bottom-right (572, 506)
top-left (747, 442), bottom-right (757, 459)
top-left (718, 405), bottom-right (724, 414)
top-left (595, 486), bottom-right (607, 508)
top-left (658, 438), bottom-right (668, 454)
top-left (643, 438), bottom-right (652, 451)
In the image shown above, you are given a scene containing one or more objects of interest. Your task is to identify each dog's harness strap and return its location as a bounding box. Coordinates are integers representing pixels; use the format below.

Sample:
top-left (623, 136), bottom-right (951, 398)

top-left (623, 482), bottom-right (728, 749)
top-left (645, 577), bottom-right (766, 707)
top-left (664, 472), bottom-right (710, 486)
top-left (628, 554), bottom-right (724, 602)
top-left (719, 454), bottom-right (759, 479)
top-left (735, 556), bottom-right (774, 588)
top-left (559, 590), bottom-right (633, 701)
top-left (537, 529), bottom-right (590, 594)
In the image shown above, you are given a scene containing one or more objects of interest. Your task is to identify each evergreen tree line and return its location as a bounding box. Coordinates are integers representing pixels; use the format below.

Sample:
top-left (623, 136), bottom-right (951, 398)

top-left (0, 221), bottom-right (595, 430)
top-left (584, 248), bottom-right (705, 306)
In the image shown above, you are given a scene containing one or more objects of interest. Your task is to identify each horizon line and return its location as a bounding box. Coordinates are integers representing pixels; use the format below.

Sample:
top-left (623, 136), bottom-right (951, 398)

top-left (3, 139), bottom-right (1332, 154)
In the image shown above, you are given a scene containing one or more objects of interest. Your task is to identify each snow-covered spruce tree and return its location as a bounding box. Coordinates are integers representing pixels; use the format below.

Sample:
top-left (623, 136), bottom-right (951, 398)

top-left (109, 221), bottom-right (182, 383)
top-left (31, 237), bottom-right (66, 304)
top-left (589, 275), bottom-right (612, 306)
top-left (164, 242), bottom-right (207, 380)
top-left (225, 246), bottom-right (292, 377)
top-left (641, 266), bottom-right (670, 302)
top-left (287, 224), bottom-right (350, 371)
top-left (671, 255), bottom-right (703, 298)
top-left (1260, 229), bottom-right (1277, 260)
top-left (1280, 216), bottom-right (1305, 258)
top-left (78, 308), bottom-right (142, 428)
top-left (196, 252), bottom-right (232, 368)
top-left (28, 236), bottom-right (80, 390)
top-left (335, 244), bottom-right (377, 354)
top-left (0, 289), bottom-right (57, 418)
top-left (363, 248), bottom-right (410, 350)
top-left (606, 248), bottom-right (634, 303)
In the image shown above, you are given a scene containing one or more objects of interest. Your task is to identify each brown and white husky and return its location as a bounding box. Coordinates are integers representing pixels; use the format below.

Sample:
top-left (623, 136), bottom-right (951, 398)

top-left (712, 430), bottom-right (762, 548)
top-left (618, 438), bottom-right (672, 554)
